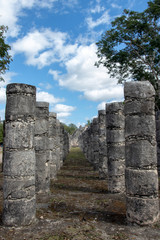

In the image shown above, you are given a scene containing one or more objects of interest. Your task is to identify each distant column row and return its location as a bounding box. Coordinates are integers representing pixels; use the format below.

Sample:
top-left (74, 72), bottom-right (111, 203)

top-left (79, 81), bottom-right (159, 226)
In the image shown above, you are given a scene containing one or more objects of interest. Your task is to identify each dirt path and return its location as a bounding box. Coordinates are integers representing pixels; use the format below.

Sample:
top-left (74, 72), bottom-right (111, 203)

top-left (0, 147), bottom-right (160, 240)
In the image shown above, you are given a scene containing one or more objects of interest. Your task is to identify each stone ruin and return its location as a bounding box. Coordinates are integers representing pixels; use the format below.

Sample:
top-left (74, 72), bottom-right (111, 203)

top-left (79, 81), bottom-right (160, 226)
top-left (2, 81), bottom-right (160, 227)
top-left (69, 126), bottom-right (85, 148)
top-left (3, 83), bottom-right (69, 226)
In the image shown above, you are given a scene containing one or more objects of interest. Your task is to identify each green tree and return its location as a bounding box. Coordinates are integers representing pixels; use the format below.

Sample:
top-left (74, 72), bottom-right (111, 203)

top-left (86, 120), bottom-right (91, 126)
top-left (0, 25), bottom-right (12, 81)
top-left (62, 123), bottom-right (77, 135)
top-left (96, 0), bottom-right (160, 109)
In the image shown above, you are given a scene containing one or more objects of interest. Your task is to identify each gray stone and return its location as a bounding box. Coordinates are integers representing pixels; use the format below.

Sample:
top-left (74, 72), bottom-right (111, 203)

top-left (3, 83), bottom-right (36, 226)
top-left (124, 81), bottom-right (155, 99)
top-left (5, 121), bottom-right (34, 149)
top-left (124, 99), bottom-right (155, 115)
top-left (35, 101), bottom-right (50, 193)
top-left (3, 197), bottom-right (36, 226)
top-left (125, 169), bottom-right (158, 196)
top-left (5, 83), bottom-right (36, 121)
top-left (125, 140), bottom-right (157, 168)
top-left (107, 129), bottom-right (125, 143)
top-left (126, 196), bottom-right (159, 226)
top-left (125, 115), bottom-right (156, 138)
top-left (106, 102), bottom-right (125, 193)
top-left (3, 150), bottom-right (35, 177)
top-left (124, 81), bottom-right (159, 226)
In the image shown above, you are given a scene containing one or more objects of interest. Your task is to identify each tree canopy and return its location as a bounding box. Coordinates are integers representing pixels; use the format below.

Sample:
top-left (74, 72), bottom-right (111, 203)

top-left (62, 123), bottom-right (78, 135)
top-left (96, 0), bottom-right (160, 109)
top-left (0, 25), bottom-right (12, 81)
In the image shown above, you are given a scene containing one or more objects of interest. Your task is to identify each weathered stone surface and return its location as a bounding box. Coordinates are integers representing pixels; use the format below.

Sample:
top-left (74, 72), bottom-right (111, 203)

top-left (107, 175), bottom-right (125, 193)
top-left (34, 136), bottom-right (48, 151)
top-left (106, 102), bottom-right (124, 112)
top-left (35, 119), bottom-right (49, 135)
top-left (108, 159), bottom-right (125, 176)
top-left (124, 81), bottom-right (159, 226)
top-left (124, 99), bottom-right (155, 115)
top-left (106, 102), bottom-right (125, 193)
top-left (35, 102), bottom-right (50, 193)
top-left (156, 111), bottom-right (160, 175)
top-left (3, 197), bottom-right (36, 226)
top-left (126, 196), bottom-right (159, 226)
top-left (107, 144), bottom-right (125, 160)
top-left (125, 140), bottom-right (157, 168)
top-left (3, 177), bottom-right (35, 199)
top-left (124, 81), bottom-right (155, 99)
top-left (48, 112), bottom-right (58, 179)
top-left (125, 169), bottom-right (158, 196)
top-left (106, 114), bottom-right (125, 129)
top-left (107, 129), bottom-right (125, 143)
top-left (3, 150), bottom-right (35, 177)
top-left (5, 83), bottom-right (36, 121)
top-left (125, 115), bottom-right (156, 138)
top-left (3, 83), bottom-right (36, 227)
top-left (5, 121), bottom-right (34, 149)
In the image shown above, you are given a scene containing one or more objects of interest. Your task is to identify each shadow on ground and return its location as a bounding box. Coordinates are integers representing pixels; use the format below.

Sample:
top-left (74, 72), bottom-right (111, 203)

top-left (0, 148), bottom-right (160, 240)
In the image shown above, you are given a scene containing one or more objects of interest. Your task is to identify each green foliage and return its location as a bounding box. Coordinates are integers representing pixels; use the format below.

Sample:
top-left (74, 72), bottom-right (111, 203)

top-left (86, 120), bottom-right (91, 126)
top-left (96, 0), bottom-right (160, 109)
top-left (0, 123), bottom-right (3, 144)
top-left (62, 123), bottom-right (77, 135)
top-left (0, 25), bottom-right (12, 81)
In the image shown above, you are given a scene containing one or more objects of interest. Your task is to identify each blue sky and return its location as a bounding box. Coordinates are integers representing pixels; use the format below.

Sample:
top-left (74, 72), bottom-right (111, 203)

top-left (0, 0), bottom-right (148, 126)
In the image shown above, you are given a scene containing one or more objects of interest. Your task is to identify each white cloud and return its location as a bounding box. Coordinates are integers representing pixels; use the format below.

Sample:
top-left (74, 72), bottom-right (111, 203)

top-left (0, 109), bottom-right (5, 121)
top-left (53, 103), bottom-right (76, 122)
top-left (38, 82), bottom-right (52, 90)
top-left (90, 5), bottom-right (105, 14)
top-left (48, 70), bottom-right (61, 80)
top-left (50, 43), bottom-right (124, 102)
top-left (111, 4), bottom-right (122, 9)
top-left (84, 86), bottom-right (123, 101)
top-left (54, 104), bottom-right (76, 113)
top-left (36, 90), bottom-right (65, 105)
top-left (60, 0), bottom-right (78, 8)
top-left (97, 101), bottom-right (106, 110)
top-left (0, 72), bottom-right (17, 104)
top-left (12, 28), bottom-right (77, 68)
top-left (0, 0), bottom-right (57, 37)
top-left (0, 87), bottom-right (6, 104)
top-left (86, 10), bottom-right (111, 29)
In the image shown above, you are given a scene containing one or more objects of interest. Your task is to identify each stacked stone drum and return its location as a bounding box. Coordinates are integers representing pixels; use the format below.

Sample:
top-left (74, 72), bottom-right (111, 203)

top-left (124, 81), bottom-right (159, 225)
top-left (3, 83), bottom-right (36, 226)
top-left (35, 102), bottom-right (50, 193)
top-left (106, 102), bottom-right (125, 193)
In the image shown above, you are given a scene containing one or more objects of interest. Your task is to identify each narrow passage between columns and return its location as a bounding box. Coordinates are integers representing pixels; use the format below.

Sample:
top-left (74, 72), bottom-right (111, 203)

top-left (0, 147), bottom-right (160, 239)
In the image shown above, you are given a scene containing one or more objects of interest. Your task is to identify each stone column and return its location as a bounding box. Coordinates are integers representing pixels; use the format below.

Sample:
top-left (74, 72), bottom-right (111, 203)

top-left (98, 110), bottom-right (108, 179)
top-left (55, 119), bottom-right (61, 171)
top-left (35, 102), bottom-right (50, 193)
top-left (106, 102), bottom-right (125, 193)
top-left (59, 123), bottom-right (64, 167)
top-left (124, 81), bottom-right (159, 225)
top-left (63, 130), bottom-right (69, 161)
top-left (48, 112), bottom-right (57, 179)
top-left (3, 83), bottom-right (36, 226)
top-left (156, 111), bottom-right (160, 176)
top-left (92, 118), bottom-right (99, 170)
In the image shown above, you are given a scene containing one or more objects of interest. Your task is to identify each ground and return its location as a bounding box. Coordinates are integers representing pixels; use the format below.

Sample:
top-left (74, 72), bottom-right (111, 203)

top-left (0, 147), bottom-right (160, 240)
